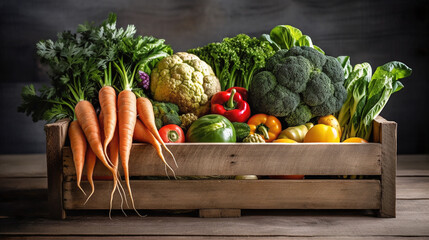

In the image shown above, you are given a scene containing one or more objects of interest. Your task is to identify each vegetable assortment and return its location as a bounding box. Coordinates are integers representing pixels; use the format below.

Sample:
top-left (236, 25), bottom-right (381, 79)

top-left (18, 13), bottom-right (413, 215)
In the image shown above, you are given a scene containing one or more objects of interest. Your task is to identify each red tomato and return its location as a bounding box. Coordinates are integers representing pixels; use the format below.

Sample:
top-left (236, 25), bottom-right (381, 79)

top-left (159, 124), bottom-right (185, 143)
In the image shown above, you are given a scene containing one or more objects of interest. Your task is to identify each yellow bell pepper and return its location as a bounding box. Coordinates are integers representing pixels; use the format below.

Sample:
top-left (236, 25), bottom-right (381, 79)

top-left (273, 138), bottom-right (297, 143)
top-left (318, 115), bottom-right (341, 136)
top-left (303, 124), bottom-right (340, 143)
top-left (247, 114), bottom-right (282, 142)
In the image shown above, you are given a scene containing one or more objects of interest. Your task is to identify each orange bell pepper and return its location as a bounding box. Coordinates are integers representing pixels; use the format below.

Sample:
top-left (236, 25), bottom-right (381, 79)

top-left (247, 114), bottom-right (282, 142)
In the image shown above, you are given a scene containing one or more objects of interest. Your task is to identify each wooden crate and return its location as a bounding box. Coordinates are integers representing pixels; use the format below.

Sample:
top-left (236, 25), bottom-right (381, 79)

top-left (45, 116), bottom-right (397, 219)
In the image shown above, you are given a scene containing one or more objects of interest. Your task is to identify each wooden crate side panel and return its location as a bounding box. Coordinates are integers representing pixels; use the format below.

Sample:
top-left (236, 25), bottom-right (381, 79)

top-left (375, 116), bottom-right (397, 217)
top-left (45, 118), bottom-right (70, 219)
top-left (63, 180), bottom-right (381, 210)
top-left (63, 143), bottom-right (382, 177)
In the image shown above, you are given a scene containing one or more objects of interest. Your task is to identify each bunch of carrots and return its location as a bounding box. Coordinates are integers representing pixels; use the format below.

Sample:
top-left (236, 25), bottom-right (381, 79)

top-left (72, 83), bottom-right (176, 217)
top-left (18, 13), bottom-right (176, 217)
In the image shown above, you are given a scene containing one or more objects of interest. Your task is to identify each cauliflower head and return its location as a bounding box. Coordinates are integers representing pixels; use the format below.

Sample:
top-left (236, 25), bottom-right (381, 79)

top-left (150, 52), bottom-right (221, 117)
top-left (249, 46), bottom-right (347, 126)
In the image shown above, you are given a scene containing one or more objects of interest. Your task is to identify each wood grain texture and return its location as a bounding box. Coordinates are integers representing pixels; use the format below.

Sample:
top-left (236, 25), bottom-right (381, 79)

top-left (397, 154), bottom-right (429, 176)
top-left (45, 118), bottom-right (69, 219)
top-left (63, 179), bottom-right (381, 210)
top-left (199, 209), bottom-right (241, 218)
top-left (63, 143), bottom-right (382, 177)
top-left (1, 200), bottom-right (429, 236)
top-left (2, 237), bottom-right (429, 240)
top-left (397, 177), bottom-right (429, 200)
top-left (376, 116), bottom-right (397, 217)
top-left (0, 153), bottom-right (46, 177)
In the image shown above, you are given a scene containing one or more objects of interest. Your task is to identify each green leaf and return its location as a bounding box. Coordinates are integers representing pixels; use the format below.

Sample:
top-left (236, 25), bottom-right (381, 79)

top-left (336, 56), bottom-right (352, 79)
top-left (297, 35), bottom-right (313, 48)
top-left (270, 25), bottom-right (302, 50)
top-left (260, 34), bottom-right (280, 51)
top-left (313, 45), bottom-right (325, 54)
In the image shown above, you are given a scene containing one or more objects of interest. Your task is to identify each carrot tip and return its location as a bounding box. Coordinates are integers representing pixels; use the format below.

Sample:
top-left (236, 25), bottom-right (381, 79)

top-left (77, 184), bottom-right (87, 196)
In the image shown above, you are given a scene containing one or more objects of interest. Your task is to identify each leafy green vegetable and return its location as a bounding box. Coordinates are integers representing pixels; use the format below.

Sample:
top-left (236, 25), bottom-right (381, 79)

top-left (188, 34), bottom-right (275, 90)
top-left (261, 25), bottom-right (324, 54)
top-left (18, 13), bottom-right (173, 122)
top-left (19, 28), bottom-right (100, 122)
top-left (338, 60), bottom-right (412, 141)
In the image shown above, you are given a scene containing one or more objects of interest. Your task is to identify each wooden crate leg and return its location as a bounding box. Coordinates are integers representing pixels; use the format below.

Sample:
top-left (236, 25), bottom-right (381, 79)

top-left (377, 117), bottom-right (397, 218)
top-left (45, 119), bottom-right (70, 219)
top-left (199, 209), bottom-right (241, 218)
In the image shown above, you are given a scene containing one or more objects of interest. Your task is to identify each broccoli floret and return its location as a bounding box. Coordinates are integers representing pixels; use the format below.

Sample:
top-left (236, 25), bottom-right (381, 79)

top-left (265, 49), bottom-right (289, 71)
top-left (284, 104), bottom-right (313, 127)
top-left (249, 46), bottom-right (347, 126)
top-left (323, 56), bottom-right (345, 83)
top-left (250, 71), bottom-right (300, 116)
top-left (162, 113), bottom-right (181, 126)
top-left (302, 72), bottom-right (334, 106)
top-left (274, 56), bottom-right (312, 93)
top-left (152, 100), bottom-right (182, 129)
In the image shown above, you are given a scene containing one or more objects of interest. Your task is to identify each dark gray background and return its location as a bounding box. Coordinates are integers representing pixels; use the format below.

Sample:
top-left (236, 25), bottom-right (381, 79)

top-left (0, 0), bottom-right (428, 154)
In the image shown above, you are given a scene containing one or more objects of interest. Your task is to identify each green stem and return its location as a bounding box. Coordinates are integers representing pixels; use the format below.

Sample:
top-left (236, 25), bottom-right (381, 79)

top-left (257, 125), bottom-right (270, 140)
top-left (226, 89), bottom-right (236, 109)
top-left (167, 130), bottom-right (180, 142)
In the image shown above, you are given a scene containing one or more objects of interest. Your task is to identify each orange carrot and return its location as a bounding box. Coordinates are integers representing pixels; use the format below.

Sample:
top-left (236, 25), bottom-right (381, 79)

top-left (136, 97), bottom-right (177, 168)
top-left (84, 146), bottom-right (96, 204)
top-left (109, 122), bottom-right (120, 172)
top-left (75, 100), bottom-right (122, 217)
top-left (117, 90), bottom-right (140, 215)
top-left (99, 86), bottom-right (117, 163)
top-left (68, 120), bottom-right (87, 196)
top-left (133, 118), bottom-right (174, 177)
top-left (75, 101), bottom-right (114, 173)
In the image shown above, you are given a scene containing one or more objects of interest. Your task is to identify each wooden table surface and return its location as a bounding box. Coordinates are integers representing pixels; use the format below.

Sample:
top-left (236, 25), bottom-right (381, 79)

top-left (0, 154), bottom-right (428, 239)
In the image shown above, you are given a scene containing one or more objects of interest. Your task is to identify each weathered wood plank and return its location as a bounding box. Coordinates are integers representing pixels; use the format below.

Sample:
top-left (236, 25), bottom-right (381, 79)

top-left (2, 237), bottom-right (429, 240)
top-left (63, 143), bottom-right (382, 177)
top-left (0, 154), bottom-right (46, 178)
top-left (375, 116), bottom-right (397, 217)
top-left (45, 119), bottom-right (69, 219)
top-left (63, 180), bottom-right (381, 210)
top-left (397, 155), bottom-right (429, 177)
top-left (1, 200), bottom-right (429, 236)
top-left (199, 209), bottom-right (241, 218)
top-left (397, 177), bottom-right (429, 200)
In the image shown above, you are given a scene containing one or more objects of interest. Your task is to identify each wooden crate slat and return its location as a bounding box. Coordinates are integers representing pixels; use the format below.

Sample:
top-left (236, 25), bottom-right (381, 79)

top-left (63, 143), bottom-right (382, 177)
top-left (374, 116), bottom-right (397, 217)
top-left (45, 118), bottom-right (70, 219)
top-left (63, 179), bottom-right (381, 210)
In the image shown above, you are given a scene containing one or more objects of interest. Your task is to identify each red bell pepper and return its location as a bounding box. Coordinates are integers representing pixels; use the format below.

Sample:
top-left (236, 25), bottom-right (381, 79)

top-left (211, 88), bottom-right (251, 123)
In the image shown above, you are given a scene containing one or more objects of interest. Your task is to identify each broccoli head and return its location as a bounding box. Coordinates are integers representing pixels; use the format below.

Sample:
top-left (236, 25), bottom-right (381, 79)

top-left (152, 101), bottom-right (182, 129)
top-left (249, 46), bottom-right (347, 126)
